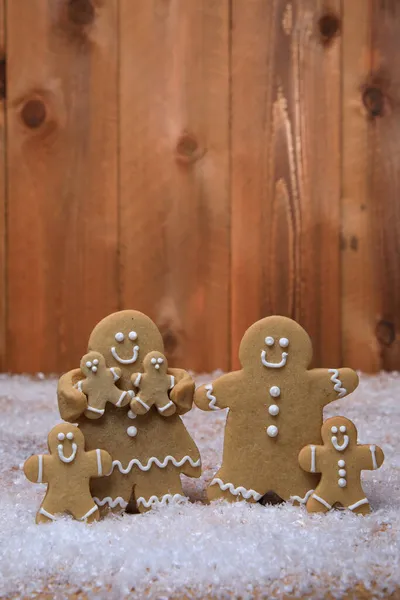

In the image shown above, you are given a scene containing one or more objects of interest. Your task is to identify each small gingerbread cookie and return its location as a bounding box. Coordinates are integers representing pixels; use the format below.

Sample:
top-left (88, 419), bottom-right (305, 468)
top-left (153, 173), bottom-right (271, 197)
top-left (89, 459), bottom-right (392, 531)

top-left (77, 351), bottom-right (131, 419)
top-left (130, 351), bottom-right (176, 417)
top-left (24, 423), bottom-right (112, 523)
top-left (299, 416), bottom-right (384, 514)
top-left (195, 315), bottom-right (359, 505)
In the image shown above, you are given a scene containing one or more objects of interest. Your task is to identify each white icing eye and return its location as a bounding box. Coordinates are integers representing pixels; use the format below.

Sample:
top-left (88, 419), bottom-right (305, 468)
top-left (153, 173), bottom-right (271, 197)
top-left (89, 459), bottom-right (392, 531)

top-left (86, 361), bottom-right (92, 368)
top-left (265, 336), bottom-right (274, 346)
top-left (128, 331), bottom-right (137, 341)
top-left (279, 337), bottom-right (289, 348)
top-left (157, 358), bottom-right (164, 364)
top-left (115, 332), bottom-right (124, 343)
top-left (93, 359), bottom-right (99, 366)
top-left (331, 426), bottom-right (338, 434)
top-left (151, 357), bottom-right (157, 365)
top-left (339, 425), bottom-right (346, 433)
top-left (66, 432), bottom-right (74, 440)
top-left (57, 433), bottom-right (65, 441)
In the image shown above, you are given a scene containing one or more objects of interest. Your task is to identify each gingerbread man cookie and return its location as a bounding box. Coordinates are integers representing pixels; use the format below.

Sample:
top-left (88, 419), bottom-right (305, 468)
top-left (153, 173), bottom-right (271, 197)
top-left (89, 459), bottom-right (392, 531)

top-left (130, 351), bottom-right (176, 417)
top-left (77, 351), bottom-right (131, 419)
top-left (24, 424), bottom-right (112, 523)
top-left (195, 316), bottom-right (359, 505)
top-left (57, 310), bottom-right (201, 514)
top-left (299, 416), bottom-right (384, 514)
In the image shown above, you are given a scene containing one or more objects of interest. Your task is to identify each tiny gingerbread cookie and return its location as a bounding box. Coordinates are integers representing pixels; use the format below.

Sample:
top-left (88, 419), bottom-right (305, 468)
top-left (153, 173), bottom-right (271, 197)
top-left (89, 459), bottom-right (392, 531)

top-left (76, 351), bottom-right (131, 419)
top-left (130, 351), bottom-right (176, 417)
top-left (24, 423), bottom-right (112, 523)
top-left (195, 315), bottom-right (359, 505)
top-left (298, 416), bottom-right (384, 514)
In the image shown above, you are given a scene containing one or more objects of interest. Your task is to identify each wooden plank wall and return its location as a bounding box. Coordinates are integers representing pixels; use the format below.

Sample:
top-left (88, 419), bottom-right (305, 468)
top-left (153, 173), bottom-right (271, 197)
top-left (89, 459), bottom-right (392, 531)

top-left (0, 0), bottom-right (399, 374)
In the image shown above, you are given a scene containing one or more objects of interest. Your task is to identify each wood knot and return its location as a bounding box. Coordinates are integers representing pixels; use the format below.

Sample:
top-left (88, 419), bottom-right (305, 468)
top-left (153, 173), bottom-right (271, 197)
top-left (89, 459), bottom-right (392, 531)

top-left (175, 133), bottom-right (204, 165)
top-left (68, 0), bottom-right (95, 26)
top-left (21, 99), bottom-right (47, 129)
top-left (375, 320), bottom-right (396, 347)
top-left (362, 86), bottom-right (385, 118)
top-left (318, 12), bottom-right (340, 45)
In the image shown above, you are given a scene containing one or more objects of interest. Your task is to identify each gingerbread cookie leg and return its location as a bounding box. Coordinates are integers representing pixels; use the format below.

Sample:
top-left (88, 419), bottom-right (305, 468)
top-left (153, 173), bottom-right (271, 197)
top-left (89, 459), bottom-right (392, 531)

top-left (91, 469), bottom-right (135, 515)
top-left (133, 464), bottom-right (186, 513)
top-left (306, 492), bottom-right (335, 514)
top-left (70, 497), bottom-right (100, 523)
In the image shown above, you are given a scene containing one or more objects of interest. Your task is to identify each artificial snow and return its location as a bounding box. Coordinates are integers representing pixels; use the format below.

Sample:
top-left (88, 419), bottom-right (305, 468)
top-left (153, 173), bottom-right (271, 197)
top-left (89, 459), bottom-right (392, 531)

top-left (0, 372), bottom-right (399, 598)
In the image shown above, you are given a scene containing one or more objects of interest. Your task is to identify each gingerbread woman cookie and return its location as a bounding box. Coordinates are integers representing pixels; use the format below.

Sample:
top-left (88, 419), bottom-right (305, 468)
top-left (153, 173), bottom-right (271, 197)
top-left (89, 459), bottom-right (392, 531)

top-left (57, 310), bottom-right (201, 513)
top-left (24, 424), bottom-right (112, 523)
top-left (77, 351), bottom-right (131, 419)
top-left (130, 351), bottom-right (176, 417)
top-left (299, 416), bottom-right (384, 514)
top-left (195, 316), bottom-right (359, 505)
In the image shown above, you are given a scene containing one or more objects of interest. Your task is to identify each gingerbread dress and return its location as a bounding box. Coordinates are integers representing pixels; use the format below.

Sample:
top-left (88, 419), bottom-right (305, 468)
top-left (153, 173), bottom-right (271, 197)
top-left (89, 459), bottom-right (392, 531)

top-left (195, 316), bottom-right (359, 504)
top-left (58, 310), bottom-right (201, 512)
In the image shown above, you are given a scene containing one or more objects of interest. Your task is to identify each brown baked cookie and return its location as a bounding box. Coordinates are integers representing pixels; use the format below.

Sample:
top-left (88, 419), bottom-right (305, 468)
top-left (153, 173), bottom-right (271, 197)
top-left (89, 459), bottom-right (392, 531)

top-left (130, 351), bottom-right (176, 417)
top-left (299, 416), bottom-right (384, 514)
top-left (57, 310), bottom-right (201, 514)
top-left (77, 351), bottom-right (131, 420)
top-left (194, 315), bottom-right (359, 505)
top-left (24, 423), bottom-right (112, 523)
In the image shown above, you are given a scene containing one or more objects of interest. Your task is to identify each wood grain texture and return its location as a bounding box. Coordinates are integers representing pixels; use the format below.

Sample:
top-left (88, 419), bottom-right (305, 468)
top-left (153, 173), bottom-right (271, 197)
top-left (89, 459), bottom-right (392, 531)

top-left (230, 0), bottom-right (342, 368)
top-left (0, 0), bottom-right (5, 371)
top-left (119, 0), bottom-right (230, 372)
top-left (368, 0), bottom-right (400, 371)
top-left (341, 0), bottom-right (380, 371)
top-left (6, 0), bottom-right (119, 373)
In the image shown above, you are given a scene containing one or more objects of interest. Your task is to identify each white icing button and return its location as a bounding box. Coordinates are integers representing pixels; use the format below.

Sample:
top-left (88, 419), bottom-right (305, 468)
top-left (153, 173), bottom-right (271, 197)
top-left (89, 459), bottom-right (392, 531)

top-left (265, 336), bottom-right (274, 346)
top-left (338, 459), bottom-right (345, 467)
top-left (128, 331), bottom-right (137, 341)
top-left (267, 425), bottom-right (279, 438)
top-left (338, 469), bottom-right (346, 477)
top-left (279, 337), bottom-right (289, 348)
top-left (127, 410), bottom-right (136, 419)
top-left (268, 404), bottom-right (280, 416)
top-left (338, 478), bottom-right (347, 488)
top-left (269, 386), bottom-right (281, 398)
top-left (127, 426), bottom-right (137, 437)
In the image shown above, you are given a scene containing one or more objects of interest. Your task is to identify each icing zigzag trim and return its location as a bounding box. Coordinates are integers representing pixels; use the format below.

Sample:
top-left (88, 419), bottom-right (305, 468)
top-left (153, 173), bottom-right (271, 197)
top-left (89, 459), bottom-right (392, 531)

top-left (328, 369), bottom-right (347, 397)
top-left (137, 494), bottom-right (186, 508)
top-left (93, 496), bottom-right (128, 509)
top-left (110, 455), bottom-right (201, 475)
top-left (290, 489), bottom-right (314, 504)
top-left (210, 478), bottom-right (262, 501)
top-left (205, 384), bottom-right (219, 410)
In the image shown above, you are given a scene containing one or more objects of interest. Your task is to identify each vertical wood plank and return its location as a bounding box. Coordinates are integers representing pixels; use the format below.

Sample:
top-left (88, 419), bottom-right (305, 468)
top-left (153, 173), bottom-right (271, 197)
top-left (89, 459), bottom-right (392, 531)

top-left (369, 0), bottom-right (400, 371)
top-left (0, 0), bottom-right (5, 370)
top-left (119, 0), bottom-right (230, 372)
top-left (341, 0), bottom-right (380, 371)
top-left (231, 0), bottom-right (342, 368)
top-left (6, 0), bottom-right (119, 373)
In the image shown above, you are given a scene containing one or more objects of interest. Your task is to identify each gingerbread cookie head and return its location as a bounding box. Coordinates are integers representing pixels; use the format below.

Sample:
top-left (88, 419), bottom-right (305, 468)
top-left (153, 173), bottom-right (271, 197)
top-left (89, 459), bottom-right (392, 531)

top-left (238, 315), bottom-right (313, 375)
top-left (88, 310), bottom-right (164, 382)
top-left (48, 424), bottom-right (85, 463)
top-left (143, 350), bottom-right (168, 375)
top-left (321, 416), bottom-right (357, 452)
top-left (80, 351), bottom-right (106, 377)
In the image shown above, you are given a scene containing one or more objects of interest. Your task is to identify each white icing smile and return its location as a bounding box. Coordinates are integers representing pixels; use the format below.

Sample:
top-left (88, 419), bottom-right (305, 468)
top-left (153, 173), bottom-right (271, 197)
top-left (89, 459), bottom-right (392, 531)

top-left (57, 432), bottom-right (78, 463)
top-left (111, 344), bottom-right (139, 365)
top-left (330, 425), bottom-right (349, 451)
top-left (261, 350), bottom-right (288, 369)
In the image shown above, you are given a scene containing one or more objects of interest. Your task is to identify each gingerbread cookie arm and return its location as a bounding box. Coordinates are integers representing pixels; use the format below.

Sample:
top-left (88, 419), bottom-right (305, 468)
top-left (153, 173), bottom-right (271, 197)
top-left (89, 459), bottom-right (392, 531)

top-left (357, 444), bottom-right (384, 471)
top-left (58, 369), bottom-right (88, 422)
top-left (168, 368), bottom-right (195, 415)
top-left (194, 372), bottom-right (240, 412)
top-left (24, 454), bottom-right (50, 484)
top-left (86, 449), bottom-right (112, 478)
top-left (298, 444), bottom-right (323, 474)
top-left (309, 367), bottom-right (359, 405)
